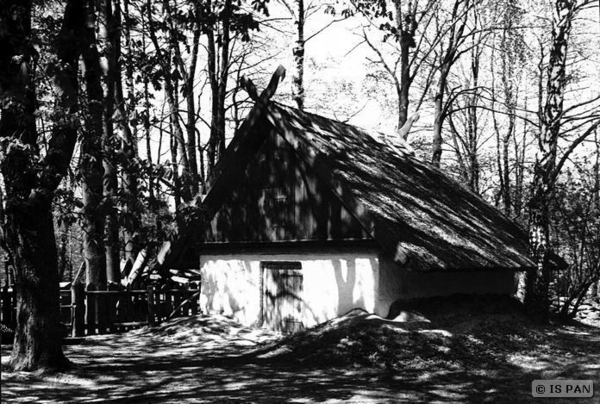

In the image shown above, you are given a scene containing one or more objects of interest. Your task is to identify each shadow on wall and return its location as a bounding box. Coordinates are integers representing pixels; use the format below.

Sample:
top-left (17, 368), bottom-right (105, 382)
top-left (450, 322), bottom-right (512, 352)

top-left (263, 267), bottom-right (303, 332)
top-left (261, 257), bottom-right (376, 329)
top-left (206, 127), bottom-right (370, 244)
top-left (201, 255), bottom-right (380, 330)
top-left (332, 258), bottom-right (366, 316)
top-left (201, 261), bottom-right (260, 325)
top-left (259, 256), bottom-right (376, 330)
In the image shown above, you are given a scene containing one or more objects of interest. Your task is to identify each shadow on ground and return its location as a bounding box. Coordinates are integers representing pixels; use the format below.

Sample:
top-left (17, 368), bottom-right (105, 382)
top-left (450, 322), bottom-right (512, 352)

top-left (2, 306), bottom-right (600, 403)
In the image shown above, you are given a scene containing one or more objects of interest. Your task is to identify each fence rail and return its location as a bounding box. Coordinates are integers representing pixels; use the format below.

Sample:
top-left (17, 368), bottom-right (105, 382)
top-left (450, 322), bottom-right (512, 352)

top-left (1, 283), bottom-right (200, 338)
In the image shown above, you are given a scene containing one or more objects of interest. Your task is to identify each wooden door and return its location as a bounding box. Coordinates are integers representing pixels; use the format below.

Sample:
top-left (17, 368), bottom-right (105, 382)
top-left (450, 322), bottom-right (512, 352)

top-left (262, 262), bottom-right (304, 333)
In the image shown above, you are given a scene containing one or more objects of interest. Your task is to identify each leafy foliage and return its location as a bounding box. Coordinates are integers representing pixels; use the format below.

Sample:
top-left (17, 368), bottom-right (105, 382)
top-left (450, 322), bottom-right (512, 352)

top-left (551, 158), bottom-right (600, 319)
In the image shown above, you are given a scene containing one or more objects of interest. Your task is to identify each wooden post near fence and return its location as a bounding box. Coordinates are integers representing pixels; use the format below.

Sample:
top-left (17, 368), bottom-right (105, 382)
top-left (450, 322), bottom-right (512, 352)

top-left (190, 282), bottom-right (199, 315)
top-left (85, 283), bottom-right (98, 335)
top-left (71, 282), bottom-right (85, 337)
top-left (147, 285), bottom-right (155, 326)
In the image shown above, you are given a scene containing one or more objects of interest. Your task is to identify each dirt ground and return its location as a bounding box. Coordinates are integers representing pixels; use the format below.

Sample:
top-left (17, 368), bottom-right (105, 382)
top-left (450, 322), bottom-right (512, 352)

top-left (2, 297), bottom-right (600, 403)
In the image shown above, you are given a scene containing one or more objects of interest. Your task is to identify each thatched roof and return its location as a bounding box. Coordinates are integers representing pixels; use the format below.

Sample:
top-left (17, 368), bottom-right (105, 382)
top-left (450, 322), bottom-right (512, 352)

top-left (261, 103), bottom-right (536, 272)
top-left (162, 100), bottom-right (543, 273)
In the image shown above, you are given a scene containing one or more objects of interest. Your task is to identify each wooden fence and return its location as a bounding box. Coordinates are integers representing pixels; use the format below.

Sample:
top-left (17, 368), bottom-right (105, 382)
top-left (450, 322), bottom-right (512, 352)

top-left (1, 283), bottom-right (200, 338)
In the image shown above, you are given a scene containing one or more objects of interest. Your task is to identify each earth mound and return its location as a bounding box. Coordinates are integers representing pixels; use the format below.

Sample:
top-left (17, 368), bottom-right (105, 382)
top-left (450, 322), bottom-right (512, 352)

top-left (248, 294), bottom-right (593, 370)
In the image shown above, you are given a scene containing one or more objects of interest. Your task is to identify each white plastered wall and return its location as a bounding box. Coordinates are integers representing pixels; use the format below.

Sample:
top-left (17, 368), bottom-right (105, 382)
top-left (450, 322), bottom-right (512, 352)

top-left (199, 252), bottom-right (380, 328)
top-left (200, 251), bottom-right (521, 328)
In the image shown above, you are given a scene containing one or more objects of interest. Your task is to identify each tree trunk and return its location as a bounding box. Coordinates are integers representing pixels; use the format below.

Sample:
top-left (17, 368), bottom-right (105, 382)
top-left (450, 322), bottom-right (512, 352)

top-left (431, 64), bottom-right (450, 167)
top-left (147, 0), bottom-right (192, 202)
top-left (170, 120), bottom-right (182, 211)
top-left (499, 20), bottom-right (519, 216)
top-left (466, 18), bottom-right (482, 194)
top-left (525, 0), bottom-right (576, 321)
top-left (395, 0), bottom-right (414, 134)
top-left (525, 204), bottom-right (551, 321)
top-left (5, 204), bottom-right (69, 370)
top-left (430, 0), bottom-right (468, 167)
top-left (97, 0), bottom-right (120, 284)
top-left (292, 0), bottom-right (305, 110)
top-left (58, 223), bottom-right (69, 281)
top-left (81, 0), bottom-right (107, 288)
top-left (466, 44), bottom-right (480, 192)
top-left (141, 10), bottom-right (155, 204)
top-left (181, 5), bottom-right (201, 197)
top-left (501, 123), bottom-right (513, 215)
top-left (431, 88), bottom-right (444, 167)
top-left (207, 23), bottom-right (218, 172)
top-left (513, 126), bottom-right (526, 217)
top-left (185, 77), bottom-right (200, 196)
top-left (207, 0), bottom-right (231, 174)
top-left (0, 0), bottom-right (82, 370)
top-left (116, 0), bottom-right (140, 262)
top-left (4, 202), bottom-right (69, 369)
top-left (466, 102), bottom-right (479, 193)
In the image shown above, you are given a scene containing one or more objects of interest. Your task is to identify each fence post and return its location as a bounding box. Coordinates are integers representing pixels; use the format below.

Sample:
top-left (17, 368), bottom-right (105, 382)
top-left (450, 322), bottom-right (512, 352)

top-left (190, 282), bottom-right (199, 315)
top-left (122, 285), bottom-right (130, 324)
top-left (99, 285), bottom-right (110, 334)
top-left (85, 283), bottom-right (97, 335)
top-left (147, 285), bottom-right (155, 326)
top-left (71, 282), bottom-right (85, 337)
top-left (156, 288), bottom-right (163, 323)
top-left (162, 288), bottom-right (170, 322)
top-left (107, 283), bottom-right (119, 333)
top-left (132, 287), bottom-right (141, 321)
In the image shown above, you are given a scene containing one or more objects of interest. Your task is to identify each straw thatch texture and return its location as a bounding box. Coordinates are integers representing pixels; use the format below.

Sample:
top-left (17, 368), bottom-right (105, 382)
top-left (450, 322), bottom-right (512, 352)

top-left (266, 103), bottom-right (535, 272)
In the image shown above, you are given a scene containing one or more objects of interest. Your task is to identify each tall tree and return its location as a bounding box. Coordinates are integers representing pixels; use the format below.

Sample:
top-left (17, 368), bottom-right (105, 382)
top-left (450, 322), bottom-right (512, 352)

top-left (203, 0), bottom-right (263, 174)
top-left (448, 37), bottom-right (485, 193)
top-left (114, 0), bottom-right (141, 262)
top-left (389, 0), bottom-right (425, 132)
top-left (146, 0), bottom-right (193, 204)
top-left (0, 0), bottom-right (83, 370)
top-left (160, 0), bottom-right (202, 198)
top-left (80, 0), bottom-right (108, 288)
top-left (179, 3), bottom-right (202, 197)
top-left (358, 0), bottom-right (436, 139)
top-left (525, 0), bottom-right (600, 320)
top-left (206, 0), bottom-right (232, 173)
top-left (430, 0), bottom-right (473, 167)
top-left (98, 0), bottom-right (120, 284)
top-left (292, 0), bottom-right (305, 110)
top-left (278, 0), bottom-right (352, 110)
top-left (280, 0), bottom-right (306, 109)
top-left (489, 0), bottom-right (527, 216)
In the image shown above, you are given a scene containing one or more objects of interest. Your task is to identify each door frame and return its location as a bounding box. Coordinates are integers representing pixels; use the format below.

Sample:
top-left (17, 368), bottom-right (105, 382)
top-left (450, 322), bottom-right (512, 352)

top-left (260, 261), bottom-right (303, 331)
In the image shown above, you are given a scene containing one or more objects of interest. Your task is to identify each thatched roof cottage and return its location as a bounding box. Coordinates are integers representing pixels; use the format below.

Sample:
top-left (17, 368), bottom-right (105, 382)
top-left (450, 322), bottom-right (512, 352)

top-left (159, 93), bottom-right (548, 332)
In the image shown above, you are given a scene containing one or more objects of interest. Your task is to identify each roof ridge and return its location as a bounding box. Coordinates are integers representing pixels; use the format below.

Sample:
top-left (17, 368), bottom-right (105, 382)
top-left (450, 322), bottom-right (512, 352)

top-left (271, 102), bottom-right (416, 159)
